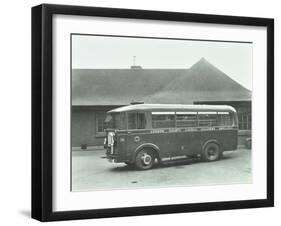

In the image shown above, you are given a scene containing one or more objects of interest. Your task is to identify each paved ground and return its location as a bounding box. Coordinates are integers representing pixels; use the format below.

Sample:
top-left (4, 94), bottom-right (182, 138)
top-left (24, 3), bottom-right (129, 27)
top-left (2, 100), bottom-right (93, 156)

top-left (71, 147), bottom-right (251, 192)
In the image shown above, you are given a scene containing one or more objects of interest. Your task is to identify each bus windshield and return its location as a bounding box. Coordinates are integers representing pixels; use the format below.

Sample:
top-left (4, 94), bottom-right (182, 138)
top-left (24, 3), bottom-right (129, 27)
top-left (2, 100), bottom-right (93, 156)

top-left (104, 113), bottom-right (126, 130)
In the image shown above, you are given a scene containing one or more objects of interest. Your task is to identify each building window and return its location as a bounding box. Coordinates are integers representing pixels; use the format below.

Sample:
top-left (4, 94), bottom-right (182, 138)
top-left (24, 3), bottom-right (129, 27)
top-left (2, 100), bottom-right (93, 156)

top-left (96, 113), bottom-right (106, 137)
top-left (238, 113), bottom-right (251, 130)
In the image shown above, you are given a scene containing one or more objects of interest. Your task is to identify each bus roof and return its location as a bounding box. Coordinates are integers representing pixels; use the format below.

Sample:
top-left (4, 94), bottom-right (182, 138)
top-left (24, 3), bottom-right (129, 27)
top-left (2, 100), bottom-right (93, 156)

top-left (108, 104), bottom-right (236, 113)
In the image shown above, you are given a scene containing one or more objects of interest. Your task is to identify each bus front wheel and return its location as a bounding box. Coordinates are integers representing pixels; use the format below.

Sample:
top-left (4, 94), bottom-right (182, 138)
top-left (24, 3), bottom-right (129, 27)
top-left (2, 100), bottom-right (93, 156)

top-left (135, 149), bottom-right (154, 170)
top-left (202, 143), bottom-right (221, 162)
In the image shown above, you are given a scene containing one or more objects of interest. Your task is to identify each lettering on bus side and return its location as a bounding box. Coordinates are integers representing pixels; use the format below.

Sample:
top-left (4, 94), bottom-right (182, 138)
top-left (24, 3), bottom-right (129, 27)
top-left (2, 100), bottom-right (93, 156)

top-left (151, 129), bottom-right (165, 134)
top-left (148, 126), bottom-right (233, 134)
top-left (200, 127), bottom-right (215, 131)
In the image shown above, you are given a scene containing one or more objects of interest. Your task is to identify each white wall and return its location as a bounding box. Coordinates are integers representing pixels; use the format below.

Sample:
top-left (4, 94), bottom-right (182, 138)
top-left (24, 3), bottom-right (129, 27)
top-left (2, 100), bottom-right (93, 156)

top-left (0, 0), bottom-right (279, 225)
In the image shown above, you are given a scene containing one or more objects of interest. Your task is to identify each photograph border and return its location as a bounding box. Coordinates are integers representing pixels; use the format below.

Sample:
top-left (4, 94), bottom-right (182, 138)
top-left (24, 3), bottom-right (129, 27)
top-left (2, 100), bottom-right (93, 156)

top-left (32, 4), bottom-right (274, 221)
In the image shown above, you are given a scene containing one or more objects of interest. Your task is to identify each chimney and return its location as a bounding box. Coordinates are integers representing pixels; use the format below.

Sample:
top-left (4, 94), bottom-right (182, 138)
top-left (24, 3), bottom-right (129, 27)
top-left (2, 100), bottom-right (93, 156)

top-left (130, 55), bottom-right (142, 69)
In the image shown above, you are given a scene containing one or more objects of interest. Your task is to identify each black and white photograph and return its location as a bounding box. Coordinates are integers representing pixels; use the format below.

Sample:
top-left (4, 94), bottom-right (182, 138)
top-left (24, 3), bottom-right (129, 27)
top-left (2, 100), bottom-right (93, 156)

top-left (0, 0), bottom-right (278, 224)
top-left (71, 34), bottom-right (253, 192)
top-left (30, 3), bottom-right (274, 221)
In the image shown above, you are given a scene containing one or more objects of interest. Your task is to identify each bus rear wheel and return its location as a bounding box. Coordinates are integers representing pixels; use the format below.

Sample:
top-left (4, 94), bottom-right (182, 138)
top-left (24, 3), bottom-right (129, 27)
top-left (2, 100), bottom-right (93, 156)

top-left (135, 149), bottom-right (154, 170)
top-left (202, 143), bottom-right (221, 162)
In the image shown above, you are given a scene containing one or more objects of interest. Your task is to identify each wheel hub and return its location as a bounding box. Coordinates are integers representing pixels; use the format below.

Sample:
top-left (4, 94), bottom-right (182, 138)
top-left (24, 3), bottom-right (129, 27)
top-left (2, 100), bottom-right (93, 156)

top-left (141, 153), bottom-right (152, 165)
top-left (208, 148), bottom-right (217, 160)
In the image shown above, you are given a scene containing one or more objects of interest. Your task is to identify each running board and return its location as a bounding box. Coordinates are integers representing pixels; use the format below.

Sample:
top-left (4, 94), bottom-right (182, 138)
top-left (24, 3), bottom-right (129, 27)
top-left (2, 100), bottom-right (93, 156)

top-left (161, 155), bottom-right (200, 164)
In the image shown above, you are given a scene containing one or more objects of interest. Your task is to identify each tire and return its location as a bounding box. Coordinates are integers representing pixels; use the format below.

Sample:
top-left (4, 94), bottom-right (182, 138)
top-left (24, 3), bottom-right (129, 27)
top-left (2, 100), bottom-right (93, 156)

top-left (135, 149), bottom-right (155, 170)
top-left (201, 142), bottom-right (221, 162)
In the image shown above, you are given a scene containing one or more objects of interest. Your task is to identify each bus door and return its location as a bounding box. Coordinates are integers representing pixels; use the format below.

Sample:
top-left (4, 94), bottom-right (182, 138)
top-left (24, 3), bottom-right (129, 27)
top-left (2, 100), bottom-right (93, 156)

top-left (175, 112), bottom-right (201, 156)
top-left (151, 112), bottom-right (176, 159)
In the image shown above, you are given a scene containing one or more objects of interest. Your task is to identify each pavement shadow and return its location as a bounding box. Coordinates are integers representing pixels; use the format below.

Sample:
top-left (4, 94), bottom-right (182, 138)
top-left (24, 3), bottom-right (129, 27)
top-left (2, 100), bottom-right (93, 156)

top-left (108, 151), bottom-right (243, 172)
top-left (160, 158), bottom-right (201, 168)
top-left (18, 209), bottom-right (30, 218)
top-left (220, 152), bottom-right (240, 161)
top-left (109, 164), bottom-right (136, 172)
top-left (109, 158), bottom-right (201, 172)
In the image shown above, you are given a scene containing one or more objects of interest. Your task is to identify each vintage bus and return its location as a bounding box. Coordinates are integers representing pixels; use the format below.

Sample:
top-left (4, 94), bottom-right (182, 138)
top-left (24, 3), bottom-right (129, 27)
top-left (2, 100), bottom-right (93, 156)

top-left (104, 104), bottom-right (238, 170)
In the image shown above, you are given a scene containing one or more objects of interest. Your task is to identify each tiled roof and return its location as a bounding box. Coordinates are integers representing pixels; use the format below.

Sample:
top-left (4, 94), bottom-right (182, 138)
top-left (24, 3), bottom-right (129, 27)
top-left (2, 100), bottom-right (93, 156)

top-left (72, 58), bottom-right (251, 106)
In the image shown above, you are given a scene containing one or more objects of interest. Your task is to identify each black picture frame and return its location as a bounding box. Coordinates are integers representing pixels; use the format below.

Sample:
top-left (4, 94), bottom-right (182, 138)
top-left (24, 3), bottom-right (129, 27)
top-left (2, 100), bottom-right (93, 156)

top-left (31, 3), bottom-right (274, 222)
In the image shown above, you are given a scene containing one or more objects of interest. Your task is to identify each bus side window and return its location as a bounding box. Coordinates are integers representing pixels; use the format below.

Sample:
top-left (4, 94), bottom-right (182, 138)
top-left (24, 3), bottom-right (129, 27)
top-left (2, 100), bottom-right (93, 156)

top-left (115, 112), bottom-right (127, 130)
top-left (137, 113), bottom-right (146, 129)
top-left (152, 114), bottom-right (175, 128)
top-left (198, 113), bottom-right (217, 127)
top-left (217, 112), bottom-right (232, 126)
top-left (128, 113), bottom-right (146, 129)
top-left (176, 113), bottom-right (197, 127)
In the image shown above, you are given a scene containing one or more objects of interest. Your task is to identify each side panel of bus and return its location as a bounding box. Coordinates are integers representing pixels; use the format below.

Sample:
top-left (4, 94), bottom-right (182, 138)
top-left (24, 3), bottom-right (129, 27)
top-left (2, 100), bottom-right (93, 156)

top-left (150, 131), bottom-right (201, 158)
top-left (124, 132), bottom-right (172, 161)
top-left (172, 130), bottom-right (201, 157)
top-left (200, 129), bottom-right (238, 151)
top-left (114, 128), bottom-right (237, 163)
top-left (150, 132), bottom-right (177, 158)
